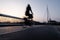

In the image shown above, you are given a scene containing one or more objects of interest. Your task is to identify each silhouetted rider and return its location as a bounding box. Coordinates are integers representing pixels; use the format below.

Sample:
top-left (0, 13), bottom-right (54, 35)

top-left (25, 4), bottom-right (33, 19)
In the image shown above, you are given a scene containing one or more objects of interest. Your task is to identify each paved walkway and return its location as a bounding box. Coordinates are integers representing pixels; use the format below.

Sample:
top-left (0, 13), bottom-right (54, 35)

top-left (0, 25), bottom-right (60, 40)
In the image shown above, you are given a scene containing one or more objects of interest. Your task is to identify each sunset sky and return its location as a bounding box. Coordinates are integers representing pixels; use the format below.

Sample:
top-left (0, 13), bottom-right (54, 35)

top-left (0, 0), bottom-right (60, 22)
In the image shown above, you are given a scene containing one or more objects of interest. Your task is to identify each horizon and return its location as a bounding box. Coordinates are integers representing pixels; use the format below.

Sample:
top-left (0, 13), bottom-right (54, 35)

top-left (0, 0), bottom-right (60, 22)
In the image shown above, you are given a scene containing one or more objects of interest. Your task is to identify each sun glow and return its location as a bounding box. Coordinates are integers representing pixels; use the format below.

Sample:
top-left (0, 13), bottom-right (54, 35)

top-left (0, 0), bottom-right (26, 19)
top-left (0, 1), bottom-right (25, 23)
top-left (0, 16), bottom-right (24, 23)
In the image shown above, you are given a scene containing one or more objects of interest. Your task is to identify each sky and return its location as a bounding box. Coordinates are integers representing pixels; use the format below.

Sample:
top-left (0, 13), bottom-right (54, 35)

top-left (0, 0), bottom-right (60, 22)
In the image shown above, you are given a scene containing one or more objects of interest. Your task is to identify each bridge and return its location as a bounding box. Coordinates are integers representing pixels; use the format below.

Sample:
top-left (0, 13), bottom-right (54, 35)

top-left (0, 13), bottom-right (25, 26)
top-left (0, 13), bottom-right (23, 20)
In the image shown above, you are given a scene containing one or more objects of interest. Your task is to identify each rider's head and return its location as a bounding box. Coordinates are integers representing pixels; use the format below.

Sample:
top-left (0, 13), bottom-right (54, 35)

top-left (27, 4), bottom-right (30, 7)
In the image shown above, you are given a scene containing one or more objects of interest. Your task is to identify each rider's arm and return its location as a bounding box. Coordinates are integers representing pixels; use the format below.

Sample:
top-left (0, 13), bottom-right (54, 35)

top-left (31, 9), bottom-right (33, 15)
